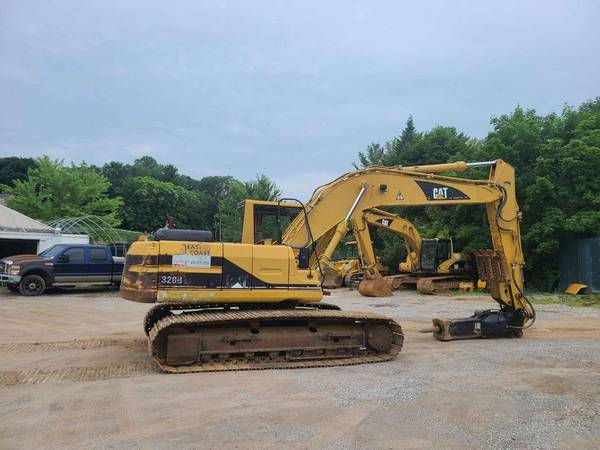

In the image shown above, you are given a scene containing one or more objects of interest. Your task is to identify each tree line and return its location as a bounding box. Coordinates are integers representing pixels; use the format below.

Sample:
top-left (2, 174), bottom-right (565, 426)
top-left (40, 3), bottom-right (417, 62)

top-left (0, 156), bottom-right (281, 241)
top-left (1, 97), bottom-right (598, 289)
top-left (355, 98), bottom-right (600, 290)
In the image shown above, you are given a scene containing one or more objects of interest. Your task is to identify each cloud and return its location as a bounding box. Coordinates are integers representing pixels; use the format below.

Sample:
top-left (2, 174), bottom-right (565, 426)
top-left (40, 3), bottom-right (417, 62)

top-left (274, 170), bottom-right (343, 201)
top-left (1, 0), bottom-right (599, 182)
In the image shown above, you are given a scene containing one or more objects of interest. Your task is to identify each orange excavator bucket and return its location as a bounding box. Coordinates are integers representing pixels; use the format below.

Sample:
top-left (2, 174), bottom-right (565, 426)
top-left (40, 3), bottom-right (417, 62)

top-left (358, 270), bottom-right (393, 297)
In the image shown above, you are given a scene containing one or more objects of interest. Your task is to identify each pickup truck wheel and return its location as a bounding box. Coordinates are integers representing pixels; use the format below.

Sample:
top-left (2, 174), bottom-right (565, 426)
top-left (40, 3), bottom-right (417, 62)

top-left (19, 275), bottom-right (46, 296)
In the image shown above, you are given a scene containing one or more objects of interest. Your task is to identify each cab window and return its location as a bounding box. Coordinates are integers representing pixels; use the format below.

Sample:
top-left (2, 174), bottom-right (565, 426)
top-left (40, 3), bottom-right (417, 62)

top-left (437, 240), bottom-right (451, 262)
top-left (420, 241), bottom-right (438, 271)
top-left (253, 205), bottom-right (301, 244)
top-left (63, 248), bottom-right (84, 263)
top-left (90, 248), bottom-right (108, 261)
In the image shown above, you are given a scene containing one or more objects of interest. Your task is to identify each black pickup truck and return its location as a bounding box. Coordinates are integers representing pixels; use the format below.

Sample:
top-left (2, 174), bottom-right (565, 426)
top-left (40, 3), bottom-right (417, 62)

top-left (0, 244), bottom-right (125, 296)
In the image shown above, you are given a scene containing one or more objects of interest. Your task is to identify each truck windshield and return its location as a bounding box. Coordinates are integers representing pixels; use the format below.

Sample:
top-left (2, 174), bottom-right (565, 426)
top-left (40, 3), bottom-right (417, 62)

top-left (39, 245), bottom-right (68, 257)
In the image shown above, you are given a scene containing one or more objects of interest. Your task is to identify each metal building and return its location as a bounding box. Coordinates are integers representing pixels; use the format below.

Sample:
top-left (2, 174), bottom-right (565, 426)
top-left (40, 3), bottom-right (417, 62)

top-left (0, 204), bottom-right (89, 259)
top-left (558, 237), bottom-right (600, 294)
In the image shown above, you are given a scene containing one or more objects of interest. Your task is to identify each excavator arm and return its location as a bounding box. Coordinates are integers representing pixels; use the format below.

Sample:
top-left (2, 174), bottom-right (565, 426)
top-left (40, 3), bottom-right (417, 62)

top-left (283, 161), bottom-right (501, 248)
top-left (320, 208), bottom-right (421, 289)
top-left (281, 160), bottom-right (534, 337)
top-left (354, 208), bottom-right (422, 273)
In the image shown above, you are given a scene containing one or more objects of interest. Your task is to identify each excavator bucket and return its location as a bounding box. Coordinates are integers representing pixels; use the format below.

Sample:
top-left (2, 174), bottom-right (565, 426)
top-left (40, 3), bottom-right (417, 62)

top-left (358, 271), bottom-right (393, 297)
top-left (322, 267), bottom-right (343, 288)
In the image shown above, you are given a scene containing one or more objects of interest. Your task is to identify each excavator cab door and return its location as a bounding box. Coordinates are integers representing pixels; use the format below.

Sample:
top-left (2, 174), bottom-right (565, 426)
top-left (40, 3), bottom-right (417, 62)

top-left (437, 239), bottom-right (452, 263)
top-left (420, 240), bottom-right (438, 272)
top-left (420, 239), bottom-right (452, 273)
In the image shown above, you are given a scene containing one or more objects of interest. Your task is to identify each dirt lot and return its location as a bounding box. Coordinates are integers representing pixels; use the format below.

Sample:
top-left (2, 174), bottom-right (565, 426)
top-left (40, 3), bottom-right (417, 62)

top-left (1, 288), bottom-right (599, 450)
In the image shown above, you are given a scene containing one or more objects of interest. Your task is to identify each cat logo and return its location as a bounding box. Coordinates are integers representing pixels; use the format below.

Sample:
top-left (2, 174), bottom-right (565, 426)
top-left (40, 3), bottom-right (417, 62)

top-left (432, 187), bottom-right (449, 199)
top-left (380, 219), bottom-right (391, 227)
top-left (416, 181), bottom-right (470, 201)
top-left (396, 191), bottom-right (404, 200)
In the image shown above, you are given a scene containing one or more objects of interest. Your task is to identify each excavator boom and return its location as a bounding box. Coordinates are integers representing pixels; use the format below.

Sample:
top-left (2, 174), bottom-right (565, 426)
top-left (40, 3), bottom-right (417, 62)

top-left (281, 160), bottom-right (531, 320)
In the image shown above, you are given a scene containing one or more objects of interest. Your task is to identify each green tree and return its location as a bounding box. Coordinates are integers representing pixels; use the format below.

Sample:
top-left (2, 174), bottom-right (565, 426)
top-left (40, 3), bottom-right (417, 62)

top-left (355, 116), bottom-right (419, 168)
top-left (382, 115), bottom-right (419, 165)
top-left (195, 176), bottom-right (235, 233)
top-left (160, 164), bottom-right (179, 183)
top-left (101, 161), bottom-right (129, 197)
top-left (217, 179), bottom-right (247, 242)
top-left (244, 174), bottom-right (282, 200)
top-left (118, 176), bottom-right (209, 232)
top-left (132, 156), bottom-right (162, 178)
top-left (356, 98), bottom-right (600, 290)
top-left (0, 157), bottom-right (35, 187)
top-left (217, 175), bottom-right (282, 241)
top-left (4, 156), bottom-right (121, 225)
top-left (355, 143), bottom-right (386, 168)
top-left (513, 101), bottom-right (600, 288)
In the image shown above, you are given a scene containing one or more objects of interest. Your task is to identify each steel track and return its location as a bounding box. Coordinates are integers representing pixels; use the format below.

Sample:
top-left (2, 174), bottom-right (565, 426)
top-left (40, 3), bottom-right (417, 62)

top-left (147, 308), bottom-right (404, 373)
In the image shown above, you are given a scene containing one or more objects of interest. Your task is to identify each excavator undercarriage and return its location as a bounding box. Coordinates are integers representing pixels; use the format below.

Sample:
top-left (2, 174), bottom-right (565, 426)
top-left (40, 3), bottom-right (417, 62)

top-left (143, 302), bottom-right (403, 372)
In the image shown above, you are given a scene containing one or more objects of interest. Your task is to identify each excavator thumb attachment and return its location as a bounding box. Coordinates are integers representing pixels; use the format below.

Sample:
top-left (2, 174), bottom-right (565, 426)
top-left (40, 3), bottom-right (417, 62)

top-left (358, 270), bottom-right (393, 297)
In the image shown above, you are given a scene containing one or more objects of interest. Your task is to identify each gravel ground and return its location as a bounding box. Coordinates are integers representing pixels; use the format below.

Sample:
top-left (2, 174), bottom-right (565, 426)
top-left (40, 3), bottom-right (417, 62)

top-left (0, 287), bottom-right (599, 449)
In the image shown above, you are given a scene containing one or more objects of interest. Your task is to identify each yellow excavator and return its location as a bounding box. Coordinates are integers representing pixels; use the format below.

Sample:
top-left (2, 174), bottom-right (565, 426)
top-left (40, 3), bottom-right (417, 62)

top-left (321, 241), bottom-right (390, 289)
top-left (120, 160), bottom-right (535, 373)
top-left (356, 208), bottom-right (474, 293)
top-left (305, 206), bottom-right (474, 293)
top-left (250, 202), bottom-right (463, 292)
top-left (320, 241), bottom-right (362, 289)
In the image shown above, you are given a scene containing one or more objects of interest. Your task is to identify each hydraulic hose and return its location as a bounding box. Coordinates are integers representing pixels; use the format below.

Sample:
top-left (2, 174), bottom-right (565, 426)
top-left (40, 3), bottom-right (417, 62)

top-left (509, 265), bottom-right (536, 330)
top-left (278, 198), bottom-right (326, 285)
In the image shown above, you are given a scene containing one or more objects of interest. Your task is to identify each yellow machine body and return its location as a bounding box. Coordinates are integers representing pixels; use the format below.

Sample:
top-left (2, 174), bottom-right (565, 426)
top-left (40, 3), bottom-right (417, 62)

top-left (121, 240), bottom-right (322, 304)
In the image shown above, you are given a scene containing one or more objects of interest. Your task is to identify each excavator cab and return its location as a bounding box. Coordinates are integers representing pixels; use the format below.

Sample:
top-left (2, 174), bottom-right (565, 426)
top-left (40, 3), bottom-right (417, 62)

top-left (240, 200), bottom-right (302, 245)
top-left (420, 239), bottom-right (453, 272)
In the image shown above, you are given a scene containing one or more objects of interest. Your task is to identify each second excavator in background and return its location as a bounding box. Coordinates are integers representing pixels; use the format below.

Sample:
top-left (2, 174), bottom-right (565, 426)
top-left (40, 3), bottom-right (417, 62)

top-left (354, 208), bottom-right (474, 294)
top-left (322, 240), bottom-right (389, 289)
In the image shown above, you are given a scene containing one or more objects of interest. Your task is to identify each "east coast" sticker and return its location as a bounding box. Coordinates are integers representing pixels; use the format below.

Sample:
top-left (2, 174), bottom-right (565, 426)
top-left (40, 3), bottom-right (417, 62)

top-left (173, 243), bottom-right (211, 267)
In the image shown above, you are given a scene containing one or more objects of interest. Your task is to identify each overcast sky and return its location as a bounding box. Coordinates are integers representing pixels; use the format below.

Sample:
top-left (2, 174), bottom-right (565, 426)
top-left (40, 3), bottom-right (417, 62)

top-left (1, 1), bottom-right (599, 199)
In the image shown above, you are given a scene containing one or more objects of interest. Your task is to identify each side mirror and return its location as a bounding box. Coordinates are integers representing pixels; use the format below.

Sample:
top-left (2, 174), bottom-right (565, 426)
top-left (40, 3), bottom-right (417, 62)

top-left (297, 247), bottom-right (310, 269)
top-left (58, 255), bottom-right (70, 263)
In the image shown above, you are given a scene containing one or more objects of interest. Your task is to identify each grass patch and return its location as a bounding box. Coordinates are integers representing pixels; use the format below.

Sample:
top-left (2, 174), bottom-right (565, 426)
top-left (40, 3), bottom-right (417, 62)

top-left (449, 290), bottom-right (600, 308)
top-left (529, 293), bottom-right (600, 308)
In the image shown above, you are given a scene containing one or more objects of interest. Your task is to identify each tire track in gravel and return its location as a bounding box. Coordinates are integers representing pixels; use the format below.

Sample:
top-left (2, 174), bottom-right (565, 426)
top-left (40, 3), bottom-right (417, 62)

top-left (0, 362), bottom-right (157, 387)
top-left (0, 338), bottom-right (146, 353)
